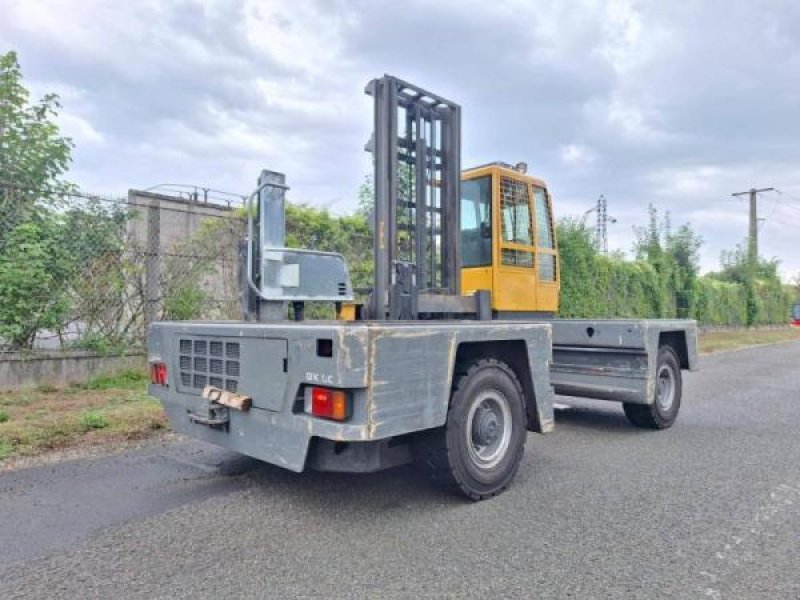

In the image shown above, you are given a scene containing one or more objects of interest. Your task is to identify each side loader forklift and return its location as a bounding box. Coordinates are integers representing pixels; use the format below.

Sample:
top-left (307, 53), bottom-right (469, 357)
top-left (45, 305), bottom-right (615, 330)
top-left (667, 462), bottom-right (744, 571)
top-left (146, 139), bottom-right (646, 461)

top-left (148, 76), bottom-right (697, 500)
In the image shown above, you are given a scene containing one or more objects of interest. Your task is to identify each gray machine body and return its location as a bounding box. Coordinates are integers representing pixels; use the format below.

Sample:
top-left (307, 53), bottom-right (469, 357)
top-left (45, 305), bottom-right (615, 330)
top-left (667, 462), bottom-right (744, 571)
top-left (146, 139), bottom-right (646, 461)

top-left (148, 317), bottom-right (697, 474)
top-left (147, 75), bottom-right (698, 475)
top-left (547, 318), bottom-right (698, 403)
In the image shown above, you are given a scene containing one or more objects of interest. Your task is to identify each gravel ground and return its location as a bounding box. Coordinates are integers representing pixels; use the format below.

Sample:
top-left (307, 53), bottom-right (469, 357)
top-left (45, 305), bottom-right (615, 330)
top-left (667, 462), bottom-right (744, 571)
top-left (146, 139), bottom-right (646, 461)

top-left (1, 341), bottom-right (799, 599)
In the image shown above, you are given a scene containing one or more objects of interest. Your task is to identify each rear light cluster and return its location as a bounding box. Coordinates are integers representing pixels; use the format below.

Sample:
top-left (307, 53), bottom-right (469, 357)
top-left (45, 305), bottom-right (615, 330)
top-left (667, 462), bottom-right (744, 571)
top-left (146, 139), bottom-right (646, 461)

top-left (304, 386), bottom-right (351, 421)
top-left (150, 362), bottom-right (168, 386)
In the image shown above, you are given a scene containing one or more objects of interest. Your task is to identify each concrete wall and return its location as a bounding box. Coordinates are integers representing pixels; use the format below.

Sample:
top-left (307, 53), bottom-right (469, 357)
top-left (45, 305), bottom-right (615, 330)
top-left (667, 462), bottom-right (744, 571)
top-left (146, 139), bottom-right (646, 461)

top-left (126, 190), bottom-right (243, 326)
top-left (126, 190), bottom-right (238, 252)
top-left (0, 352), bottom-right (146, 391)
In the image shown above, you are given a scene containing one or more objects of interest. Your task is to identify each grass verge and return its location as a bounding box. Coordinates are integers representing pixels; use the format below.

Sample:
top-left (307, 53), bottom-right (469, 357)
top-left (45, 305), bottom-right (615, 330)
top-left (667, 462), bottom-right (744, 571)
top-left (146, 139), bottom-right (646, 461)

top-left (698, 327), bottom-right (800, 354)
top-left (0, 369), bottom-right (167, 463)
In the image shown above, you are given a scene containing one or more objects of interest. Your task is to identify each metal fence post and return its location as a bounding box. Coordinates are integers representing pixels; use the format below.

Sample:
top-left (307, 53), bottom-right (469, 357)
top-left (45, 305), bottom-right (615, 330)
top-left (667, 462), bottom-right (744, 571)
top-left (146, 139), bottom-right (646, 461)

top-left (144, 198), bottom-right (161, 333)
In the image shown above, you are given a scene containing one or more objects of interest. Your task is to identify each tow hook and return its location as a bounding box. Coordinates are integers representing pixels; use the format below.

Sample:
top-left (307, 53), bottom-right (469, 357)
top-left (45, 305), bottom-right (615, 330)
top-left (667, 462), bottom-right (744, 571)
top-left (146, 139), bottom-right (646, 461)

top-left (188, 386), bottom-right (253, 429)
top-left (188, 403), bottom-right (230, 429)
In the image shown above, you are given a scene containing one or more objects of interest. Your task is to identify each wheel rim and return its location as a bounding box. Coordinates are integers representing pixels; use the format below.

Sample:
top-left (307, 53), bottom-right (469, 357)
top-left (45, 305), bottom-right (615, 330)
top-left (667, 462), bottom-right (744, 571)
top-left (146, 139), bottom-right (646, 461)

top-left (465, 389), bottom-right (512, 470)
top-left (655, 363), bottom-right (675, 412)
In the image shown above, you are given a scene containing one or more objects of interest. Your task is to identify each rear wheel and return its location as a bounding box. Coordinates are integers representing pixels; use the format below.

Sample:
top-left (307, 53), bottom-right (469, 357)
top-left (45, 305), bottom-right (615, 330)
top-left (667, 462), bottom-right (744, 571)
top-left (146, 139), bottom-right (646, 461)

top-left (417, 359), bottom-right (527, 501)
top-left (623, 345), bottom-right (682, 429)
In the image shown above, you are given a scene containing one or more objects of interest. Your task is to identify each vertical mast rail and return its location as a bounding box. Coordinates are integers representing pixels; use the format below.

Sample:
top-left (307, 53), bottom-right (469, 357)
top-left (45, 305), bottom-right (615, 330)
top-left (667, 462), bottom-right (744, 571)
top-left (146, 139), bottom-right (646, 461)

top-left (440, 101), bottom-right (461, 296)
top-left (366, 75), bottom-right (462, 320)
top-left (415, 105), bottom-right (427, 291)
top-left (370, 78), bottom-right (390, 319)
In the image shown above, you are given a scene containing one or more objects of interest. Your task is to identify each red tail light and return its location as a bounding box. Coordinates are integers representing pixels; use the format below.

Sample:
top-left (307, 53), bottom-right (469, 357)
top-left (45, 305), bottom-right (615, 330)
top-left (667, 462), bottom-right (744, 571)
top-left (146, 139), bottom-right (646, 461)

top-left (150, 362), bottom-right (168, 386)
top-left (305, 386), bottom-right (350, 421)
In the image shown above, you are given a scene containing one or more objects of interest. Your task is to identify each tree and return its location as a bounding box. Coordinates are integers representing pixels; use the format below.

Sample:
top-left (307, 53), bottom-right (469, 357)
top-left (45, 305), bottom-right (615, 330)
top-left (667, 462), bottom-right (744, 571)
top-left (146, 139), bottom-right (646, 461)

top-left (0, 50), bottom-right (73, 227)
top-left (665, 223), bottom-right (703, 317)
top-left (356, 175), bottom-right (374, 220)
top-left (285, 202), bottom-right (373, 291)
top-left (0, 51), bottom-right (73, 190)
top-left (0, 50), bottom-right (75, 348)
top-left (0, 215), bottom-right (72, 348)
top-left (633, 204), bottom-right (666, 265)
top-left (632, 205), bottom-right (703, 317)
top-left (712, 244), bottom-right (784, 287)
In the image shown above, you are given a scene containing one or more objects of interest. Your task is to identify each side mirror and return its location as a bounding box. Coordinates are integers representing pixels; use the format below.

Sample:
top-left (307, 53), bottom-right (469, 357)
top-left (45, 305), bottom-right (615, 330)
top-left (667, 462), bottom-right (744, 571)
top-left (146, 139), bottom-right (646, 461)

top-left (480, 221), bottom-right (491, 238)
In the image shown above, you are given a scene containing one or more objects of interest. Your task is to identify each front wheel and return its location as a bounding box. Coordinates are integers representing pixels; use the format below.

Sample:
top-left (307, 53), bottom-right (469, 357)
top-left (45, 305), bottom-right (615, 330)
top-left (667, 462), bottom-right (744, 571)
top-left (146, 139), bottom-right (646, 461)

top-left (623, 345), bottom-right (682, 429)
top-left (417, 359), bottom-right (527, 501)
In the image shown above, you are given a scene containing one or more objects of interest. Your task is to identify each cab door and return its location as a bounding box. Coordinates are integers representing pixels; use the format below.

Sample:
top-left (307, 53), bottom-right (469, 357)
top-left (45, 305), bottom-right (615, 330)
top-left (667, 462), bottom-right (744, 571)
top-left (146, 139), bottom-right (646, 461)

top-left (493, 174), bottom-right (538, 312)
top-left (460, 173), bottom-right (494, 296)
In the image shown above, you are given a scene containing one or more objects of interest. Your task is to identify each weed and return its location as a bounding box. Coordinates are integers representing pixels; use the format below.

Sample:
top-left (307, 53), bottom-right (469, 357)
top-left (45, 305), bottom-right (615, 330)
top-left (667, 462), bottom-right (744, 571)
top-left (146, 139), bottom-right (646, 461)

top-left (83, 369), bottom-right (147, 391)
top-left (0, 392), bottom-right (33, 407)
top-left (82, 411), bottom-right (109, 430)
top-left (0, 378), bottom-right (165, 462)
top-left (0, 440), bottom-right (13, 460)
top-left (36, 383), bottom-right (58, 393)
top-left (69, 334), bottom-right (130, 356)
top-left (0, 410), bottom-right (9, 423)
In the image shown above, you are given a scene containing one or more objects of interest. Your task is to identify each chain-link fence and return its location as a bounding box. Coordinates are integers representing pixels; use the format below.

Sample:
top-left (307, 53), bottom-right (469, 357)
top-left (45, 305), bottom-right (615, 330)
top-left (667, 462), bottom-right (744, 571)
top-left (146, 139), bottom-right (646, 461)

top-left (0, 182), bottom-right (245, 353)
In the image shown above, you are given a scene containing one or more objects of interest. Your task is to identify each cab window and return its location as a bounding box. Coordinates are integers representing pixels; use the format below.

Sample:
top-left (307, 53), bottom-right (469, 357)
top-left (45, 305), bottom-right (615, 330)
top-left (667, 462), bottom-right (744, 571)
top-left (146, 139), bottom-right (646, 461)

top-left (460, 176), bottom-right (492, 268)
top-left (499, 176), bottom-right (534, 267)
top-left (534, 187), bottom-right (557, 281)
top-left (533, 187), bottom-right (554, 249)
top-left (500, 178), bottom-right (532, 245)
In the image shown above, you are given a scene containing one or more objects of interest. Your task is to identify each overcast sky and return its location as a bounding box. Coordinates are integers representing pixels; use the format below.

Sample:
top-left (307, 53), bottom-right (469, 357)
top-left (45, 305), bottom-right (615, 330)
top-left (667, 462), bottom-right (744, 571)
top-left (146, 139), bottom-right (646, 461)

top-left (3, 0), bottom-right (799, 278)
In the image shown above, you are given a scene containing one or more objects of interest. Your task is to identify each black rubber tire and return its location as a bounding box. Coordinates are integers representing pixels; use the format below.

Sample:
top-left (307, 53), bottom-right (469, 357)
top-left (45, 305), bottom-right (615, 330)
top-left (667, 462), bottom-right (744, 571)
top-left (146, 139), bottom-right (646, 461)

top-left (416, 358), bottom-right (527, 501)
top-left (623, 345), bottom-right (682, 429)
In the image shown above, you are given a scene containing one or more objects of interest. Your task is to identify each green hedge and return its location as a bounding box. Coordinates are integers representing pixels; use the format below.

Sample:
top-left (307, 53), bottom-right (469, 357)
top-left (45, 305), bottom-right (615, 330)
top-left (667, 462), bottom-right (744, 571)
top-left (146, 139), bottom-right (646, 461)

top-left (557, 221), bottom-right (793, 325)
top-left (690, 278), bottom-right (748, 326)
top-left (560, 256), bottom-right (790, 325)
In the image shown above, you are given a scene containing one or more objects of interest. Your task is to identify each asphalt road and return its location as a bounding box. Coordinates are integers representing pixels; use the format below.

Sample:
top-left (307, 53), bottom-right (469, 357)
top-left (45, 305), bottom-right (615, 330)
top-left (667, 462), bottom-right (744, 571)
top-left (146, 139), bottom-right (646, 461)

top-left (1, 341), bottom-right (799, 599)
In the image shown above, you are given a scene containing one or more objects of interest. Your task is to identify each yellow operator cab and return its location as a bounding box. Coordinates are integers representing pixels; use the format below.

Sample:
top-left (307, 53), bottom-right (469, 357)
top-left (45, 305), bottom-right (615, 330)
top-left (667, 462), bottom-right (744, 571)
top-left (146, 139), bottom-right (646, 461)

top-left (460, 162), bottom-right (560, 316)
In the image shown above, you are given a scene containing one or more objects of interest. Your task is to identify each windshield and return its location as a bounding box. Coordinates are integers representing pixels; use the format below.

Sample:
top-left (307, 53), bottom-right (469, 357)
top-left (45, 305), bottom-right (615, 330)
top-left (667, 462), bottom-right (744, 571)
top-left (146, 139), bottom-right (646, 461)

top-left (460, 176), bottom-right (492, 268)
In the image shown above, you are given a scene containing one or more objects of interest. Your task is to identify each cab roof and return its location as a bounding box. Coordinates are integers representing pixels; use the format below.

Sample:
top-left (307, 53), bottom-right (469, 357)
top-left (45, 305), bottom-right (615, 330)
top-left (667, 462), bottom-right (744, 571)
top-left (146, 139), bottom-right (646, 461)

top-left (462, 162), bottom-right (548, 189)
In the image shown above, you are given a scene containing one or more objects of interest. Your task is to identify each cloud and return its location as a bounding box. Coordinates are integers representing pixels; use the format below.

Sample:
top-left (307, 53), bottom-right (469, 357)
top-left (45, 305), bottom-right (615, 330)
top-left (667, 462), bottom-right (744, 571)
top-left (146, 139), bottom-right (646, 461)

top-left (58, 112), bottom-right (105, 145)
top-left (560, 144), bottom-right (595, 166)
top-left (2, 0), bottom-right (800, 277)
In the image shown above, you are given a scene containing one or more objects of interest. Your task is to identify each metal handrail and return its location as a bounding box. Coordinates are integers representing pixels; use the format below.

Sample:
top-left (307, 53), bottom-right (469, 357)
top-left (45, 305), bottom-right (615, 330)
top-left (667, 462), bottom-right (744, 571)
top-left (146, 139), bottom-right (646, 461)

top-left (244, 182), bottom-right (352, 303)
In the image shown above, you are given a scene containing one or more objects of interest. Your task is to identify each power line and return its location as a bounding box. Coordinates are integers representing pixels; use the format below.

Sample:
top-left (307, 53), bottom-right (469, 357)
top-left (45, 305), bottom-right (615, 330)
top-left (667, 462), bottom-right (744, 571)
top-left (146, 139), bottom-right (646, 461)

top-left (774, 189), bottom-right (800, 203)
top-left (759, 193), bottom-right (781, 231)
top-left (770, 190), bottom-right (800, 216)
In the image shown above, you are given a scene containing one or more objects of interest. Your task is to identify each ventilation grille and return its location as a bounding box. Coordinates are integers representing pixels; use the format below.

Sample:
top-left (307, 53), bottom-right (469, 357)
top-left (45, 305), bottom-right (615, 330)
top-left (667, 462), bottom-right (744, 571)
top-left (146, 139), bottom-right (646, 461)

top-left (179, 338), bottom-right (240, 393)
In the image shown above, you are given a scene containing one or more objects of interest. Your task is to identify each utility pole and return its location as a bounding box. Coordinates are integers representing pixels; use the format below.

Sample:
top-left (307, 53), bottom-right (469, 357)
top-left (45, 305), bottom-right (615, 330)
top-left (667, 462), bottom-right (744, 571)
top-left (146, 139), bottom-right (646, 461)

top-left (731, 187), bottom-right (774, 270)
